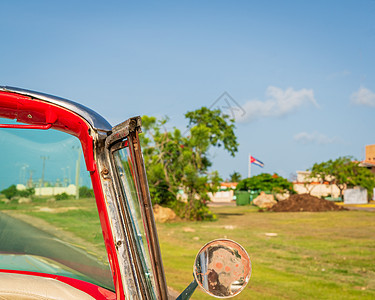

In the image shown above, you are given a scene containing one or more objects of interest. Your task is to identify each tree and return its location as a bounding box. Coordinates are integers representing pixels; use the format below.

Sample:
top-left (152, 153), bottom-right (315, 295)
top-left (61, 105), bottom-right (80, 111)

top-left (303, 181), bottom-right (318, 195)
top-left (141, 107), bottom-right (238, 220)
top-left (309, 156), bottom-right (375, 199)
top-left (0, 185), bottom-right (34, 200)
top-left (229, 171), bottom-right (242, 182)
top-left (236, 173), bottom-right (294, 194)
top-left (1, 185), bottom-right (18, 200)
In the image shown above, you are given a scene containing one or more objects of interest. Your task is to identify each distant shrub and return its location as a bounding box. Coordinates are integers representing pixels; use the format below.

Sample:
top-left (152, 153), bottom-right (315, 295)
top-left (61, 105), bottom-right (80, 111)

top-left (79, 186), bottom-right (94, 198)
top-left (55, 192), bottom-right (70, 200)
top-left (0, 185), bottom-right (35, 200)
top-left (1, 185), bottom-right (18, 199)
top-left (18, 188), bottom-right (35, 197)
top-left (236, 173), bottom-right (295, 194)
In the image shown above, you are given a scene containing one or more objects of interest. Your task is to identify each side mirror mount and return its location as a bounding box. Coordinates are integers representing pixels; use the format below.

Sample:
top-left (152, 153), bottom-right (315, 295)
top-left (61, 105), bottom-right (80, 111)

top-left (177, 239), bottom-right (251, 299)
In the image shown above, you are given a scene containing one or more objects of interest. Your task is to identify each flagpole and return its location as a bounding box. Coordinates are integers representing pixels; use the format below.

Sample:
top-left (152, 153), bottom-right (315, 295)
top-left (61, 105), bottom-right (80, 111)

top-left (248, 154), bottom-right (251, 178)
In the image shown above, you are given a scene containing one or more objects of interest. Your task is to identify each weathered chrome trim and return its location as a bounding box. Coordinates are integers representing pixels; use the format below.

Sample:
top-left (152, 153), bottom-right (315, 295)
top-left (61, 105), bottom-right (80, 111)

top-left (105, 116), bottom-right (141, 148)
top-left (95, 145), bottom-right (144, 300)
top-left (106, 119), bottom-right (168, 300)
top-left (0, 86), bottom-right (112, 132)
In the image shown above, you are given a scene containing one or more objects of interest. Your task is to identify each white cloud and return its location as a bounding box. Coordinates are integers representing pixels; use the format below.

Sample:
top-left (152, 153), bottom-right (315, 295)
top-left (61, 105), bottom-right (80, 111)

top-left (351, 86), bottom-right (375, 107)
top-left (235, 86), bottom-right (319, 123)
top-left (293, 131), bottom-right (339, 145)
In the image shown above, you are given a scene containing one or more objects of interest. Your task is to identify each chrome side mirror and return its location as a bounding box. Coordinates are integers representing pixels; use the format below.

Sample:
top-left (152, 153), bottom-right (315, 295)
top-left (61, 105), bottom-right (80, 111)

top-left (194, 239), bottom-right (251, 298)
top-left (177, 239), bottom-right (251, 300)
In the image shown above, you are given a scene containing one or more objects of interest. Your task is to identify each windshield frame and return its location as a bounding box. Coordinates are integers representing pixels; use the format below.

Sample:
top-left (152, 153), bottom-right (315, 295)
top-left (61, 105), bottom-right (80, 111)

top-left (0, 88), bottom-right (125, 298)
top-left (105, 118), bottom-right (168, 300)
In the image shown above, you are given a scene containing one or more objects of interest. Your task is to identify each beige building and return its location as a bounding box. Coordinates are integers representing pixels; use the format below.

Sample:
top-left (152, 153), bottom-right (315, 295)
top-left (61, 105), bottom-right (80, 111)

top-left (293, 171), bottom-right (341, 198)
top-left (209, 182), bottom-right (237, 203)
top-left (360, 144), bottom-right (375, 175)
top-left (365, 144), bottom-right (375, 162)
top-left (17, 184), bottom-right (77, 196)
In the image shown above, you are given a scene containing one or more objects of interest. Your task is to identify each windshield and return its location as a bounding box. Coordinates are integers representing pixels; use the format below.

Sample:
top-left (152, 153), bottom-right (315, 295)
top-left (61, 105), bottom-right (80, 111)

top-left (0, 118), bottom-right (114, 291)
top-left (112, 143), bottom-right (157, 298)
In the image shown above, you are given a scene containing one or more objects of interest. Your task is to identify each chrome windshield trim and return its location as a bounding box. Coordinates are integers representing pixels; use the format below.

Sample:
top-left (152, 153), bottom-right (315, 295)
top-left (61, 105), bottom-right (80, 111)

top-left (0, 86), bottom-right (112, 132)
top-left (106, 119), bottom-right (168, 300)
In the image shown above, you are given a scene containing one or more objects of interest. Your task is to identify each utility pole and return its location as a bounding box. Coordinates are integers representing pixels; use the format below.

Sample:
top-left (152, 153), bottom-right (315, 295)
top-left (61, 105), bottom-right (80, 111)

top-left (248, 154), bottom-right (251, 178)
top-left (19, 164), bottom-right (29, 185)
top-left (61, 167), bottom-right (66, 187)
top-left (73, 146), bottom-right (81, 199)
top-left (27, 170), bottom-right (34, 188)
top-left (67, 166), bottom-right (71, 185)
top-left (40, 156), bottom-right (49, 187)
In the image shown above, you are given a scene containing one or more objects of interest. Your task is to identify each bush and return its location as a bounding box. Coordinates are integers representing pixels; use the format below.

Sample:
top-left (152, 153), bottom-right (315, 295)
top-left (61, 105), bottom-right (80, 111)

top-left (1, 185), bottom-right (18, 199)
top-left (0, 185), bottom-right (35, 200)
top-left (18, 188), bottom-right (35, 197)
top-left (79, 186), bottom-right (94, 198)
top-left (149, 181), bottom-right (176, 206)
top-left (171, 200), bottom-right (217, 221)
top-left (55, 192), bottom-right (70, 200)
top-left (236, 173), bottom-right (295, 194)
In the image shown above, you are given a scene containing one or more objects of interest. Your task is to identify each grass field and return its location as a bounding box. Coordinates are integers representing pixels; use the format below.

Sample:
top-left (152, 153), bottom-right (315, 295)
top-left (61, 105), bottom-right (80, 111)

top-left (1, 198), bottom-right (374, 299)
top-left (158, 206), bottom-right (375, 299)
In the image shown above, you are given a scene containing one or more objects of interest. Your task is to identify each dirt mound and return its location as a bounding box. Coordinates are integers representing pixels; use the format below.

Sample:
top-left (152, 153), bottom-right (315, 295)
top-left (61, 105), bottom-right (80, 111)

top-left (268, 193), bottom-right (346, 212)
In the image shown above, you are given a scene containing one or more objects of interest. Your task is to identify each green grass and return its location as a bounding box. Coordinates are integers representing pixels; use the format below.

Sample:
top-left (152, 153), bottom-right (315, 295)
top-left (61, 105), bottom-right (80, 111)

top-left (1, 199), bottom-right (374, 299)
top-left (157, 206), bottom-right (375, 299)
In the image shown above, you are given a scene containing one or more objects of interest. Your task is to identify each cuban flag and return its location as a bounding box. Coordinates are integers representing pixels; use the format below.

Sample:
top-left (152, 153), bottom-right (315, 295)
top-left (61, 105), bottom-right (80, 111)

top-left (250, 155), bottom-right (264, 168)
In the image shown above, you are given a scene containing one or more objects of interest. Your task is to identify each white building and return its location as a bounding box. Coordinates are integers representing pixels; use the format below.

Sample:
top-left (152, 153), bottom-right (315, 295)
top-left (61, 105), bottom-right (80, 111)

top-left (208, 182), bottom-right (237, 203)
top-left (17, 184), bottom-right (77, 196)
top-left (293, 171), bottom-right (341, 198)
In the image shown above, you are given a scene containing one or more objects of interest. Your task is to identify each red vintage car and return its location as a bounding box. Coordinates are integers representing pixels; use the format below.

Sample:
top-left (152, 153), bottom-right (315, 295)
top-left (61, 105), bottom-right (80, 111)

top-left (0, 86), bottom-right (250, 299)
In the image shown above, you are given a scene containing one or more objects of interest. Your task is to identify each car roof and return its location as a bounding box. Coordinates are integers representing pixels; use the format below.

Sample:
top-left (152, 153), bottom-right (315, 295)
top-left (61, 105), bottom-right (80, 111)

top-left (0, 86), bottom-right (112, 132)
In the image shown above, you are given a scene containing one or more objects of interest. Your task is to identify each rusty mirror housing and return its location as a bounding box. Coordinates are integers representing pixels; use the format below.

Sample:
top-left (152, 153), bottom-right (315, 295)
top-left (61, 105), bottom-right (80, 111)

top-left (193, 239), bottom-right (251, 298)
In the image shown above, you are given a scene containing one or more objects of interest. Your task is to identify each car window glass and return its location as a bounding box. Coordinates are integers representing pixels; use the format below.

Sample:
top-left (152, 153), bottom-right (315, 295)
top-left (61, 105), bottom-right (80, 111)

top-left (0, 118), bottom-right (114, 291)
top-left (113, 145), bottom-right (157, 297)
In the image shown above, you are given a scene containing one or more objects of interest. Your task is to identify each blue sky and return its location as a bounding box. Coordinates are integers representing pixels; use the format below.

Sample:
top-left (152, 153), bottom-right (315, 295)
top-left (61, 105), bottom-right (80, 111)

top-left (0, 126), bottom-right (91, 190)
top-left (1, 1), bottom-right (375, 180)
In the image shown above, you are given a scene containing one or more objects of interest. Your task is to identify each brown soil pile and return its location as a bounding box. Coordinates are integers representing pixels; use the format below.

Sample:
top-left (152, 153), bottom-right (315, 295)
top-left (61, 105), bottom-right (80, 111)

top-left (268, 193), bottom-right (346, 212)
